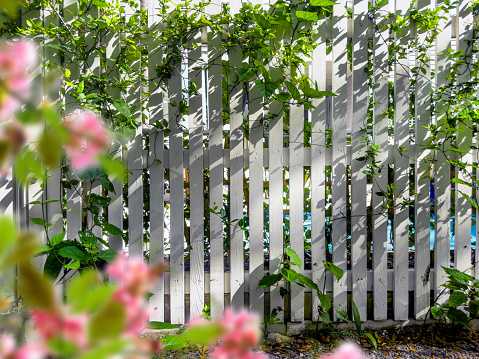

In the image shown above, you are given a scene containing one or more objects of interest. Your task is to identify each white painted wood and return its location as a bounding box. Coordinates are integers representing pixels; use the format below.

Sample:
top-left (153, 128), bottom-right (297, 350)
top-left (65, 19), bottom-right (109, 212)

top-left (105, 17), bottom-right (123, 254)
top-left (393, 0), bottom-right (410, 321)
top-left (229, 34), bottom-right (245, 310)
top-left (188, 27), bottom-right (205, 319)
top-left (311, 19), bottom-right (327, 323)
top-left (0, 173), bottom-right (15, 300)
top-left (331, 0), bottom-right (348, 320)
top-left (147, 3), bottom-right (165, 322)
top-left (351, 0), bottom-right (368, 321)
top-left (434, 0), bottom-right (452, 303)
top-left (414, 0), bottom-right (431, 320)
top-left (206, 0), bottom-right (224, 319)
top-left (169, 61), bottom-right (185, 324)
top-left (123, 6), bottom-right (143, 258)
top-left (372, 0), bottom-right (389, 321)
top-left (249, 74), bottom-right (264, 318)
top-left (63, 0), bottom-right (82, 255)
top-left (454, 0), bottom-right (473, 274)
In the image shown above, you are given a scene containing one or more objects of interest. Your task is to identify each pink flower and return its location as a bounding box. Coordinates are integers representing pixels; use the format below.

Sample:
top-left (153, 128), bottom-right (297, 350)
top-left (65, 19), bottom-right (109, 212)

top-left (0, 335), bottom-right (46, 359)
top-left (211, 309), bottom-right (266, 359)
top-left (31, 309), bottom-right (88, 350)
top-left (320, 343), bottom-right (365, 359)
top-left (0, 40), bottom-right (36, 120)
top-left (107, 254), bottom-right (165, 337)
top-left (63, 111), bottom-right (110, 170)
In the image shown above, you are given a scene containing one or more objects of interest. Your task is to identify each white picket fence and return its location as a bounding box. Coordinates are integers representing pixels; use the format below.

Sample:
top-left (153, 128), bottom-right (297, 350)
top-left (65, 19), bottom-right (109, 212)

top-left (1, 0), bottom-right (478, 326)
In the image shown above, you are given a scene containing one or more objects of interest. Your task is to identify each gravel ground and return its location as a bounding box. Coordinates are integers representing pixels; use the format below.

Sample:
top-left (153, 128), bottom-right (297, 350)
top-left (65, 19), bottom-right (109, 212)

top-left (154, 324), bottom-right (479, 358)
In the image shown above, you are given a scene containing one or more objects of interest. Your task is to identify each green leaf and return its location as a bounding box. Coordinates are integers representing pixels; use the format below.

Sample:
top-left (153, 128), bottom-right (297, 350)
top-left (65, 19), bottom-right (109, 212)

top-left (281, 268), bottom-right (299, 283)
top-left (30, 217), bottom-right (52, 227)
top-left (91, 0), bottom-right (110, 7)
top-left (76, 166), bottom-right (105, 181)
top-left (77, 81), bottom-right (84, 94)
top-left (86, 193), bottom-right (111, 207)
top-left (451, 178), bottom-right (472, 187)
top-left (285, 81), bottom-right (301, 101)
top-left (310, 0), bottom-right (337, 5)
top-left (182, 324), bottom-right (223, 346)
top-left (295, 10), bottom-right (318, 22)
top-left (0, 216), bottom-right (17, 257)
top-left (103, 223), bottom-right (122, 236)
top-left (466, 300), bottom-right (479, 317)
top-left (285, 248), bottom-right (302, 268)
top-left (50, 232), bottom-right (66, 246)
top-left (67, 270), bottom-right (101, 309)
top-left (255, 80), bottom-right (279, 99)
top-left (352, 301), bottom-right (362, 335)
top-left (58, 246), bottom-right (90, 261)
top-left (74, 285), bottom-right (116, 312)
top-left (258, 273), bottom-right (283, 288)
top-left (88, 301), bottom-right (126, 343)
top-left (318, 292), bottom-right (331, 311)
top-left (459, 191), bottom-right (479, 211)
top-left (443, 266), bottom-right (475, 282)
top-left (162, 335), bottom-right (186, 351)
top-left (430, 306), bottom-right (445, 319)
top-left (47, 338), bottom-right (78, 357)
top-left (296, 273), bottom-right (319, 292)
top-left (448, 291), bottom-right (469, 307)
top-left (364, 332), bottom-right (378, 351)
top-left (323, 260), bottom-right (344, 282)
top-left (100, 177), bottom-right (115, 193)
top-left (237, 67), bottom-right (256, 82)
top-left (98, 249), bottom-right (118, 263)
top-left (65, 260), bottom-right (80, 269)
top-left (276, 92), bottom-right (292, 103)
top-left (147, 322), bottom-right (180, 330)
top-left (446, 147), bottom-right (469, 154)
top-left (302, 88), bottom-right (337, 99)
top-left (43, 251), bottom-right (64, 280)
top-left (445, 308), bottom-right (469, 326)
top-left (112, 100), bottom-right (131, 118)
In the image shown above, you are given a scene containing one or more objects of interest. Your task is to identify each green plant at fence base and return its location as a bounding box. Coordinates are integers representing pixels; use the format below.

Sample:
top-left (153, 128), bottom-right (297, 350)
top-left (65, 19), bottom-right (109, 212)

top-left (428, 265), bottom-right (479, 327)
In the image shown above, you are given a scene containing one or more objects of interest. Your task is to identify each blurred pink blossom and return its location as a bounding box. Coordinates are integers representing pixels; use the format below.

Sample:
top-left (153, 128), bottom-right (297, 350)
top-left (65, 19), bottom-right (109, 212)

top-left (320, 343), bottom-right (365, 359)
top-left (108, 254), bottom-right (165, 337)
top-left (0, 40), bottom-right (36, 120)
top-left (0, 335), bottom-right (46, 359)
top-left (211, 309), bottom-right (266, 359)
top-left (31, 309), bottom-right (88, 350)
top-left (63, 111), bottom-right (110, 170)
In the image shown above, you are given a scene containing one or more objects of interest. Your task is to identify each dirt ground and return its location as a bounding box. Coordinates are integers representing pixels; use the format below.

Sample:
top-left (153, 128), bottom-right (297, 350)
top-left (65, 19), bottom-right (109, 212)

top-left (156, 324), bottom-right (479, 358)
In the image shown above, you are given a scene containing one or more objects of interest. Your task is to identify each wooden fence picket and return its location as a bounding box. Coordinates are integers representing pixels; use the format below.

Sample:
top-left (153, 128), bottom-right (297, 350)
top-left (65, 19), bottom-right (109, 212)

top-left (188, 22), bottom-right (205, 319)
top-left (351, 0), bottom-right (368, 321)
top-left (147, 0), bottom-right (165, 320)
top-left (206, 0), bottom-right (224, 320)
top-left (393, 0), bottom-right (410, 321)
top-left (414, 0), bottom-right (431, 320)
top-left (331, 0), bottom-right (348, 320)
top-left (372, 0), bottom-right (389, 322)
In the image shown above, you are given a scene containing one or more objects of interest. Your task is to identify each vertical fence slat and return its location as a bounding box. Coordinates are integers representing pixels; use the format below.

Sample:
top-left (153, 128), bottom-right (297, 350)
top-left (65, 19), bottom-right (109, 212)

top-left (331, 0), bottom-right (348, 319)
top-left (249, 78), bottom-right (264, 316)
top-left (207, 0), bottom-right (224, 318)
top-left (125, 5), bottom-right (143, 259)
top-left (148, 1), bottom-right (164, 321)
top-left (455, 0), bottom-right (473, 274)
top-left (311, 19), bottom-right (327, 323)
top-left (63, 0), bottom-right (82, 255)
top-left (351, 0), bottom-right (368, 321)
top-left (188, 26), bottom-right (205, 319)
top-left (169, 60), bottom-right (185, 324)
top-left (434, 0), bottom-right (452, 299)
top-left (393, 0), bottom-right (410, 321)
top-left (414, 0), bottom-right (431, 320)
top-left (372, 0), bottom-right (389, 321)
top-left (229, 21), bottom-right (245, 310)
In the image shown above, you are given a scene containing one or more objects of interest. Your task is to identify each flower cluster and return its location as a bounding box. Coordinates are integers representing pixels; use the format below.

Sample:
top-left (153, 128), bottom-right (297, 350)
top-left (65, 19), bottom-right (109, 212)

top-left (0, 335), bottom-right (45, 359)
top-left (63, 110), bottom-right (110, 171)
top-left (320, 343), bottom-right (365, 359)
top-left (0, 40), bottom-right (36, 120)
top-left (211, 310), bottom-right (267, 359)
